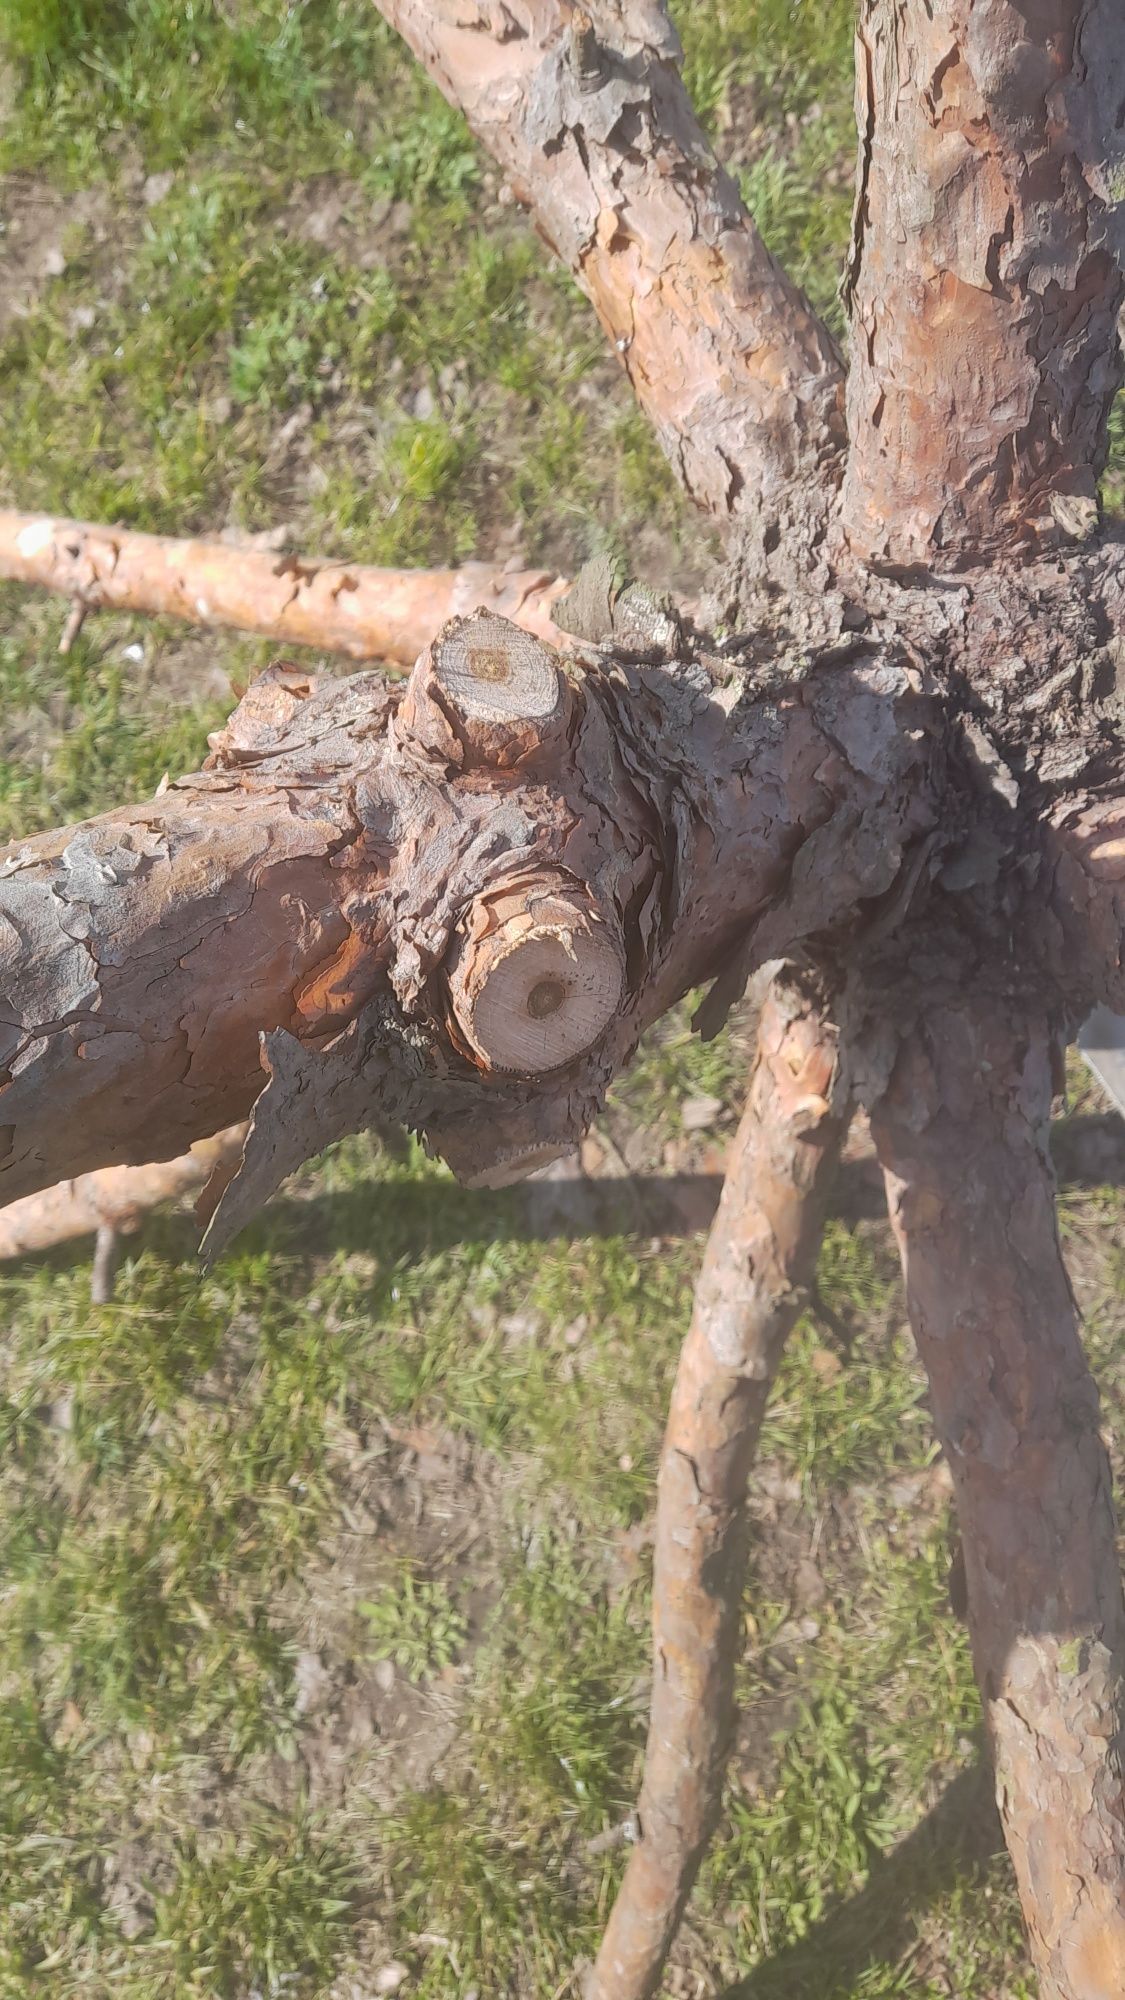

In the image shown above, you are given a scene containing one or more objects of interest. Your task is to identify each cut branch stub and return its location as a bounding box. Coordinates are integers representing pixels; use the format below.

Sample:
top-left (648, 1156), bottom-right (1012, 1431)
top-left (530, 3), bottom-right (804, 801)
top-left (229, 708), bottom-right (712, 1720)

top-left (446, 878), bottom-right (625, 1074)
top-left (401, 610), bottom-right (572, 768)
top-left (0, 609), bottom-right (949, 1211)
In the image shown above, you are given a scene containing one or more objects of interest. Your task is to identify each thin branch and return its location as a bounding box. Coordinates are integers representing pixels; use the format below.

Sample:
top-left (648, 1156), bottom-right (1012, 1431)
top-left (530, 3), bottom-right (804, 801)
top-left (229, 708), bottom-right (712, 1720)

top-left (589, 973), bottom-right (848, 2000)
top-left (57, 596), bottom-right (88, 655)
top-left (0, 511), bottom-right (569, 665)
top-left (90, 1224), bottom-right (121, 1305)
top-left (0, 1125), bottom-right (248, 1261)
top-left (374, 0), bottom-right (845, 555)
top-left (842, 2), bottom-right (1125, 567)
top-left (872, 994), bottom-right (1125, 1999)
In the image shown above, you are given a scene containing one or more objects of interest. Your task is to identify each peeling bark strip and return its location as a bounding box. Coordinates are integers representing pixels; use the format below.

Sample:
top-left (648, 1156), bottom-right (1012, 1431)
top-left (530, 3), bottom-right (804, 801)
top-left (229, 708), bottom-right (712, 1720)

top-left (0, 1125), bottom-right (247, 1259)
top-left (0, 511), bottom-right (569, 665)
top-left (842, 0), bottom-right (1125, 568)
top-left (589, 975), bottom-right (847, 2000)
top-left (374, 0), bottom-right (845, 548)
top-left (872, 1001), bottom-right (1125, 2000)
top-left (0, 617), bottom-right (940, 1221)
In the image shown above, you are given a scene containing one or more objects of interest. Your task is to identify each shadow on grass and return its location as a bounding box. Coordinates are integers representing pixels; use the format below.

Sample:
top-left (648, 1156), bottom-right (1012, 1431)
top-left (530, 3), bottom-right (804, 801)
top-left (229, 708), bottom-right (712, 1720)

top-left (718, 1751), bottom-right (1002, 2000)
top-left (5, 1112), bottom-right (1122, 1288)
top-left (249, 1107), bottom-right (1125, 1255)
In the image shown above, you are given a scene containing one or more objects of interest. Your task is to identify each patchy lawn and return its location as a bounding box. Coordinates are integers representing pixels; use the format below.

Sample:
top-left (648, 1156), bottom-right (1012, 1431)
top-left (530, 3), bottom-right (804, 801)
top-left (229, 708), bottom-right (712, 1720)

top-left (0, 3), bottom-right (1123, 1997)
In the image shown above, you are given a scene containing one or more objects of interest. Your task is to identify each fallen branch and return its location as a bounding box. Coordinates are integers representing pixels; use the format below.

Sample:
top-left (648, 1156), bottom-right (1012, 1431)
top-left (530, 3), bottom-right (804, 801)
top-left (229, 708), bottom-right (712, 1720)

top-left (872, 994), bottom-right (1125, 2000)
top-left (0, 1125), bottom-right (248, 1262)
top-left (0, 511), bottom-right (569, 665)
top-left (588, 973), bottom-right (848, 2000)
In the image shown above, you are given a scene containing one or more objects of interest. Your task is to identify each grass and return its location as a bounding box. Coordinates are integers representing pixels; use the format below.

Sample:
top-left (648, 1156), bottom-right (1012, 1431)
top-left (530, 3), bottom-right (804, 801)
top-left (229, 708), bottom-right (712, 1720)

top-left (0, 2), bottom-right (1123, 1996)
top-left (359, 1567), bottom-right (468, 1679)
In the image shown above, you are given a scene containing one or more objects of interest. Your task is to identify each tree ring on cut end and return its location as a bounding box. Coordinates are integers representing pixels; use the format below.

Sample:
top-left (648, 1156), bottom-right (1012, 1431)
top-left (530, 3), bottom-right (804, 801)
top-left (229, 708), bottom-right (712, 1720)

top-left (421, 612), bottom-right (571, 767)
top-left (434, 614), bottom-right (562, 722)
top-left (447, 885), bottom-right (624, 1074)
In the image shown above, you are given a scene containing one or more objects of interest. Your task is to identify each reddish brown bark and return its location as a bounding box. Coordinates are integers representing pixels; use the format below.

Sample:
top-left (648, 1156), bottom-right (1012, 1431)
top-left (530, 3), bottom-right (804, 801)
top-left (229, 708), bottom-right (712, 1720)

top-left (872, 998), bottom-right (1125, 2000)
top-left (0, 619), bottom-right (939, 1220)
top-left (0, 511), bottom-right (569, 665)
top-left (4, 0), bottom-right (1125, 1986)
top-left (589, 975), bottom-right (847, 2000)
top-left (842, 1), bottom-right (1125, 568)
top-left (0, 670), bottom-right (394, 1197)
top-left (374, 0), bottom-right (845, 551)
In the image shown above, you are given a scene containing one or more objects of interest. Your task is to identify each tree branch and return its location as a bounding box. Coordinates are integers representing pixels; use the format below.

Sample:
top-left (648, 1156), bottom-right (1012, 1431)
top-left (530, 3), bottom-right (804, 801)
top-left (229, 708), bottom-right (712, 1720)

top-left (1049, 794), bottom-right (1125, 1017)
top-left (0, 619), bottom-right (939, 1241)
top-left (0, 511), bottom-right (569, 665)
top-left (0, 1126), bottom-right (248, 1263)
top-left (842, 1), bottom-right (1125, 568)
top-left (589, 972), bottom-right (848, 2000)
top-left (871, 995), bottom-right (1125, 2000)
top-left (373, 0), bottom-right (845, 554)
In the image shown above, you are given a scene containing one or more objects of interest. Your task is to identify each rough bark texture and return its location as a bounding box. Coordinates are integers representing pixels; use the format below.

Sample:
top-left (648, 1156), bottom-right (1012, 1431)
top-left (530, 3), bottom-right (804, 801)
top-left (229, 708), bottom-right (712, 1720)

top-left (0, 619), bottom-right (941, 1227)
top-left (375, 0), bottom-right (845, 553)
top-left (7, 0), bottom-right (1125, 1986)
top-left (1050, 794), bottom-right (1125, 1016)
top-left (588, 974), bottom-right (847, 2000)
top-left (0, 667), bottom-right (396, 1197)
top-left (0, 511), bottom-right (569, 664)
top-left (842, 0), bottom-right (1125, 568)
top-left (872, 997), bottom-right (1125, 2000)
top-left (0, 1126), bottom-right (248, 1260)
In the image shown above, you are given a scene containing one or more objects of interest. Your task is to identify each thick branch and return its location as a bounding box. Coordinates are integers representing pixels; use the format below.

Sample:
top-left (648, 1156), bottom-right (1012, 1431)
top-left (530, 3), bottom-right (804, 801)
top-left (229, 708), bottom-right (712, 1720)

top-left (0, 512), bottom-right (569, 665)
top-left (589, 974), bottom-right (847, 2000)
top-left (374, 0), bottom-right (845, 551)
top-left (843, 1), bottom-right (1125, 567)
top-left (0, 621), bottom-right (939, 1237)
top-left (871, 997), bottom-right (1125, 2000)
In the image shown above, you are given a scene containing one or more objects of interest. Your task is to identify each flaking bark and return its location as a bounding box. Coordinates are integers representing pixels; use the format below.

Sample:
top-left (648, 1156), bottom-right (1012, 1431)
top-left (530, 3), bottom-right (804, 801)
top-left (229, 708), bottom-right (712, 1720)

top-left (0, 621), bottom-right (940, 1231)
top-left (374, 0), bottom-right (845, 555)
top-left (872, 998), bottom-right (1125, 2000)
top-left (842, 0), bottom-right (1125, 568)
top-left (6, 0), bottom-right (1125, 1984)
top-left (1050, 796), bottom-right (1125, 1017)
top-left (588, 974), bottom-right (847, 2000)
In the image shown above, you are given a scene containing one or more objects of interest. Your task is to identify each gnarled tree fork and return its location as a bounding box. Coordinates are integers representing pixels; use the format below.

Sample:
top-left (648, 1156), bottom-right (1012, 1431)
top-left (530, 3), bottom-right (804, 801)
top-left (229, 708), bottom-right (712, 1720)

top-left (3, 1), bottom-right (1125, 1995)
